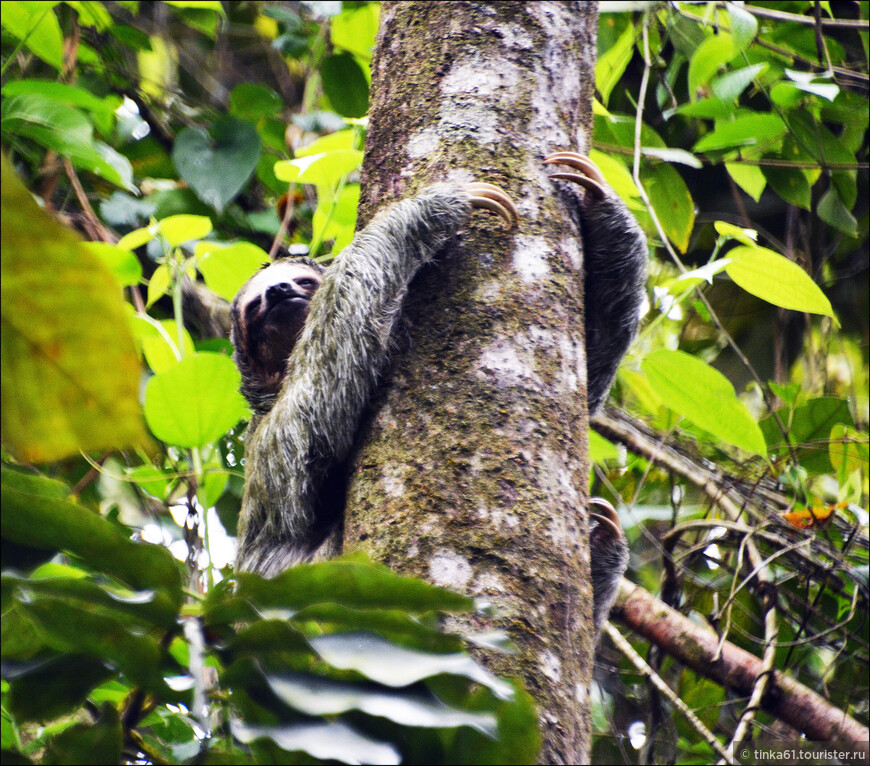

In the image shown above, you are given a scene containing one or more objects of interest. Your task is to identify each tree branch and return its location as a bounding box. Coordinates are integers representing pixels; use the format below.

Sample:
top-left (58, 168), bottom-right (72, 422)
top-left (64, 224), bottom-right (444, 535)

top-left (612, 580), bottom-right (870, 748)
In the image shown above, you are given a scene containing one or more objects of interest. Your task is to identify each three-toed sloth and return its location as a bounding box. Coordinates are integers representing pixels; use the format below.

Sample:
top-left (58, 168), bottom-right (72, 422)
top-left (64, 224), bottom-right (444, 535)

top-left (231, 154), bottom-right (646, 637)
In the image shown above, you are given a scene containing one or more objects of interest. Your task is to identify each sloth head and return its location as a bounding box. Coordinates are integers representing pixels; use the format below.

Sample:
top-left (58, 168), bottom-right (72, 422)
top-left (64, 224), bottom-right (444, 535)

top-left (231, 258), bottom-right (325, 412)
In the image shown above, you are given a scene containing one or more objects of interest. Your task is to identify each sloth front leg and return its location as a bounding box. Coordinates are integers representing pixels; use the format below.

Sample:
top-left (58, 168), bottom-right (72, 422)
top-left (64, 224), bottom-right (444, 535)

top-left (545, 152), bottom-right (647, 415)
top-left (236, 181), bottom-right (517, 577)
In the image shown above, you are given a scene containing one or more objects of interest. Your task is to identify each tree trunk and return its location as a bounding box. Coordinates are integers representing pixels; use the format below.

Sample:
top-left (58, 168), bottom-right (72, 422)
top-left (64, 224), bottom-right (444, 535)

top-left (345, 2), bottom-right (599, 762)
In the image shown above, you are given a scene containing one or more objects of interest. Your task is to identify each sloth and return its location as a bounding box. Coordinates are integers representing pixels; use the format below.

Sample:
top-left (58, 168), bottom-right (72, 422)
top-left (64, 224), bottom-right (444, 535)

top-left (231, 154), bottom-right (646, 637)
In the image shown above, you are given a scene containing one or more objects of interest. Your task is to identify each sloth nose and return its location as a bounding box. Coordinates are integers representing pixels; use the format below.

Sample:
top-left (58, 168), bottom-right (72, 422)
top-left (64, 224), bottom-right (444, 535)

top-left (266, 282), bottom-right (296, 301)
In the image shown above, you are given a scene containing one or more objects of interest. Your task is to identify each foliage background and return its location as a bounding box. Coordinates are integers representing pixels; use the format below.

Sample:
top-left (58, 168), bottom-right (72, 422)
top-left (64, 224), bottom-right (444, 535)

top-left (1, 1), bottom-right (867, 764)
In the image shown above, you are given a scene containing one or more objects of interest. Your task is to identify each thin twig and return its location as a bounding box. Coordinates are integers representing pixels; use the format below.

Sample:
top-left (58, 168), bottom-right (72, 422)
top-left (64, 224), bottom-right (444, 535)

top-left (604, 622), bottom-right (737, 764)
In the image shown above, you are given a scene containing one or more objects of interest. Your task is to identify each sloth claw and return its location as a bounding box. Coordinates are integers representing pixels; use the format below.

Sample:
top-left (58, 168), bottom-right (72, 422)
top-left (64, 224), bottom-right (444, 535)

top-left (544, 151), bottom-right (608, 199)
top-left (589, 497), bottom-right (624, 540)
top-left (465, 182), bottom-right (519, 229)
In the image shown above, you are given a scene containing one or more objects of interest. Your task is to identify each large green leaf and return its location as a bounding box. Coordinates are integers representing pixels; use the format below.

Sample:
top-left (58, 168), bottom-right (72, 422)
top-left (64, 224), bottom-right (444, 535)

top-left (263, 670), bottom-right (497, 734)
top-left (1, 469), bottom-right (182, 597)
top-left (0, 158), bottom-right (146, 462)
top-left (0, 1), bottom-right (63, 70)
top-left (173, 116), bottom-right (261, 212)
top-left (760, 397), bottom-right (854, 473)
top-left (688, 33), bottom-right (735, 98)
top-left (231, 720), bottom-right (400, 765)
top-left (596, 22), bottom-right (634, 105)
top-left (310, 632), bottom-right (512, 699)
top-left (693, 113), bottom-right (786, 153)
top-left (642, 350), bottom-right (766, 455)
top-left (641, 163), bottom-right (695, 253)
top-left (43, 704), bottom-right (122, 766)
top-left (330, 3), bottom-right (380, 61)
top-left (763, 166), bottom-right (812, 210)
top-left (196, 241), bottom-right (270, 301)
top-left (321, 53), bottom-right (370, 118)
top-left (144, 352), bottom-right (249, 447)
top-left (5, 654), bottom-right (114, 722)
top-left (205, 554), bottom-right (472, 626)
top-left (1, 94), bottom-right (131, 189)
top-left (725, 246), bottom-right (836, 319)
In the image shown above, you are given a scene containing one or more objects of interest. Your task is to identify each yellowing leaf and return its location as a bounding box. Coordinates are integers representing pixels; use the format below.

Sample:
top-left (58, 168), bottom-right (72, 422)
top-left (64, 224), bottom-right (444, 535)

top-left (1, 156), bottom-right (146, 462)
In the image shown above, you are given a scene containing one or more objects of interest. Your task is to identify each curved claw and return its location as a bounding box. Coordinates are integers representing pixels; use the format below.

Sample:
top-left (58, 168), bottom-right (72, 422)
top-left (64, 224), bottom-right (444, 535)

top-left (544, 152), bottom-right (607, 199)
top-left (589, 497), bottom-right (623, 540)
top-left (465, 182), bottom-right (519, 229)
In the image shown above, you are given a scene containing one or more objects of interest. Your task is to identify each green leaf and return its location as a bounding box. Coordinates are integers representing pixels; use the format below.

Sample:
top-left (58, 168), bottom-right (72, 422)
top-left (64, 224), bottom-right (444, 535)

top-left (1, 80), bottom-right (117, 118)
top-left (760, 398), bottom-right (854, 473)
top-left (596, 22), bottom-right (634, 106)
top-left (206, 554), bottom-right (472, 625)
top-left (275, 149), bottom-right (364, 187)
top-left (725, 246), bottom-right (836, 319)
top-left (81, 243), bottom-right (142, 287)
top-left (4, 572), bottom-right (180, 630)
top-left (829, 424), bottom-right (868, 488)
top-left (726, 3), bottom-right (758, 51)
top-left (1, 469), bottom-right (183, 596)
top-left (321, 53), bottom-right (370, 118)
top-left (641, 147), bottom-right (703, 168)
top-left (117, 224), bottom-right (156, 251)
top-left (693, 113), bottom-right (786, 153)
top-left (677, 98), bottom-right (735, 120)
top-left (725, 162), bottom-right (766, 202)
top-left (231, 720), bottom-right (400, 765)
top-left (6, 654), bottom-right (114, 722)
top-left (587, 150), bottom-right (641, 199)
top-left (331, 4), bottom-right (380, 61)
top-left (144, 352), bottom-right (248, 447)
top-left (688, 34), bottom-right (735, 98)
top-left (642, 350), bottom-right (766, 455)
top-left (711, 63), bottom-right (767, 102)
top-left (294, 129), bottom-right (356, 156)
top-left (763, 167), bottom-right (811, 210)
top-left (1, 158), bottom-right (146, 462)
top-left (713, 221), bottom-right (758, 246)
top-left (263, 670), bottom-right (497, 734)
top-left (314, 183), bottom-right (361, 254)
top-left (671, 258), bottom-right (731, 289)
top-left (1, 95), bottom-right (130, 189)
top-left (641, 162), bottom-right (695, 253)
top-left (196, 241), bottom-right (269, 301)
top-left (310, 632), bottom-right (513, 699)
top-left (43, 704), bottom-right (122, 766)
top-left (0, 1), bottom-right (64, 70)
top-left (158, 214), bottom-right (212, 247)
top-left (173, 117), bottom-right (261, 212)
top-left (146, 263), bottom-right (171, 308)
top-left (589, 430), bottom-right (620, 463)
top-left (139, 319), bottom-right (194, 373)
top-left (817, 187), bottom-right (859, 237)
top-left (229, 83), bottom-right (282, 120)
top-left (787, 112), bottom-right (856, 166)
top-left (21, 599), bottom-right (167, 691)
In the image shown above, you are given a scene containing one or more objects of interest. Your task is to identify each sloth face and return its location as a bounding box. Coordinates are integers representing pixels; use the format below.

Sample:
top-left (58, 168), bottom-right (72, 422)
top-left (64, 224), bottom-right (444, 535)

top-left (231, 260), bottom-right (324, 407)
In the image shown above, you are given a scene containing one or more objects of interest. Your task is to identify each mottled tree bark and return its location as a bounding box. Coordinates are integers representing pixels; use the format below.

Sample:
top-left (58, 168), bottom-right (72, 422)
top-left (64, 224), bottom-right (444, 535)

top-left (345, 2), bottom-right (599, 762)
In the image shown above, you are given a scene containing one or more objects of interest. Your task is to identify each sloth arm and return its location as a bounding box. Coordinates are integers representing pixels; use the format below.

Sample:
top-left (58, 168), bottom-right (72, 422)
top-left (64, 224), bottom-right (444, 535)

top-left (545, 152), bottom-right (648, 415)
top-left (237, 183), bottom-right (516, 575)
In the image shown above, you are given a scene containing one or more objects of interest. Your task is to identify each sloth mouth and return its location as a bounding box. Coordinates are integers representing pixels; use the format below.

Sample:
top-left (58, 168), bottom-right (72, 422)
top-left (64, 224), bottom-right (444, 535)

top-left (265, 295), bottom-right (309, 318)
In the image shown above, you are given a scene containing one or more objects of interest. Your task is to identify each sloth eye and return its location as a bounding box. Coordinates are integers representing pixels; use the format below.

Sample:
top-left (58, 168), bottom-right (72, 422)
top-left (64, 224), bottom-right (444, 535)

top-left (295, 278), bottom-right (319, 290)
top-left (244, 297), bottom-right (262, 318)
